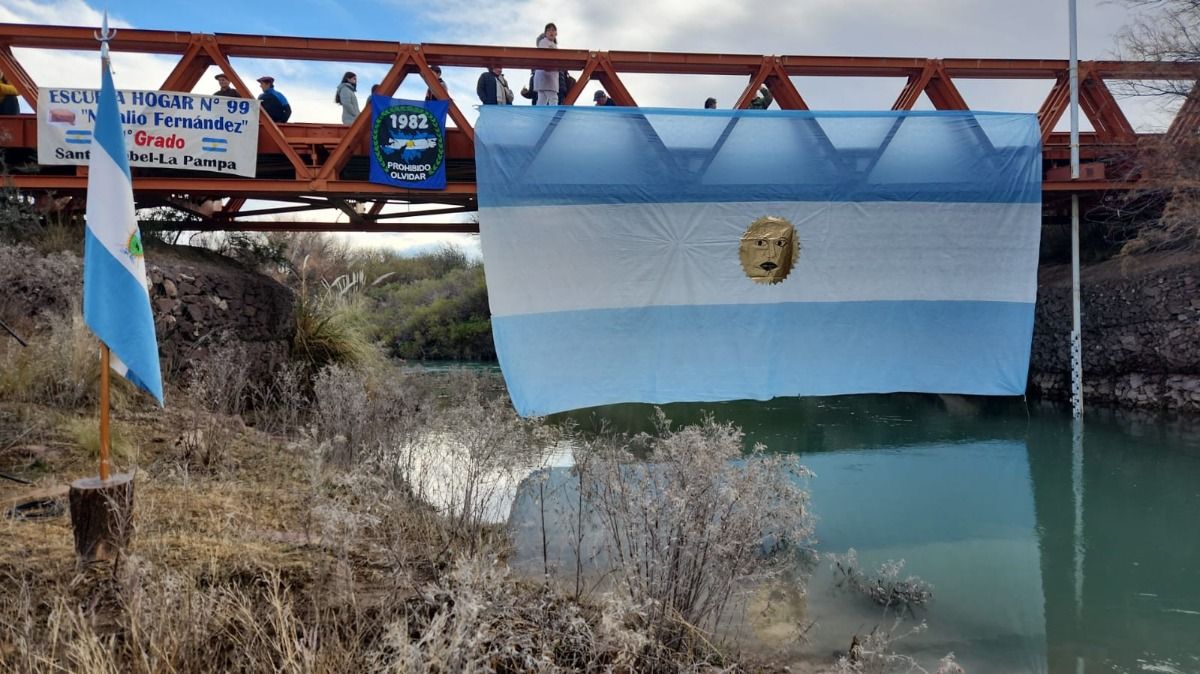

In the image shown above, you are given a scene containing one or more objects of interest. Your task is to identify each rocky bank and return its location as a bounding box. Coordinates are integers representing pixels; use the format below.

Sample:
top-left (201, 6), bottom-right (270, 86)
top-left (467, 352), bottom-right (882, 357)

top-left (0, 242), bottom-right (294, 386)
top-left (1030, 251), bottom-right (1200, 413)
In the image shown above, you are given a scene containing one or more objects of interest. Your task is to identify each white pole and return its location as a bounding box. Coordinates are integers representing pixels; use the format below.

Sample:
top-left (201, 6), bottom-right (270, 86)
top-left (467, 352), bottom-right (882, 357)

top-left (1069, 0), bottom-right (1084, 419)
top-left (1068, 5), bottom-right (1087, 662)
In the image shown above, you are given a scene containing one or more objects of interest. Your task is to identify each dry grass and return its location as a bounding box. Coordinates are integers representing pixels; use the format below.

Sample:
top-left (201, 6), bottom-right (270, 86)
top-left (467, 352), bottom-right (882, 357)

top-left (0, 309), bottom-right (100, 409)
top-left (1, 365), bottom-right (793, 673)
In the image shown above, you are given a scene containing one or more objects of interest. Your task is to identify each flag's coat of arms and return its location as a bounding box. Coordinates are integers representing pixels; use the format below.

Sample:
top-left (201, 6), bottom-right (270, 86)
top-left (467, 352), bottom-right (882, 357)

top-left (123, 228), bottom-right (144, 263)
top-left (739, 216), bottom-right (799, 285)
top-left (475, 107), bottom-right (1042, 417)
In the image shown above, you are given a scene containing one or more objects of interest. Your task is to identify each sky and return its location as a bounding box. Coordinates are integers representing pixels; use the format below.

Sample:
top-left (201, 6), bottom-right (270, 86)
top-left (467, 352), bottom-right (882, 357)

top-left (0, 0), bottom-right (1179, 255)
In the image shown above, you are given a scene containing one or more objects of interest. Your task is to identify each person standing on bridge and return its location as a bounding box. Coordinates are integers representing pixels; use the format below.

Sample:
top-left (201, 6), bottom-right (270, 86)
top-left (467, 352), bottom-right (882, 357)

top-left (749, 85), bottom-right (773, 109)
top-left (425, 65), bottom-right (447, 101)
top-left (335, 71), bottom-right (360, 124)
top-left (534, 23), bottom-right (559, 106)
top-left (213, 73), bottom-right (240, 98)
top-left (0, 72), bottom-right (19, 114)
top-left (477, 66), bottom-right (513, 105)
top-left (256, 76), bottom-right (292, 124)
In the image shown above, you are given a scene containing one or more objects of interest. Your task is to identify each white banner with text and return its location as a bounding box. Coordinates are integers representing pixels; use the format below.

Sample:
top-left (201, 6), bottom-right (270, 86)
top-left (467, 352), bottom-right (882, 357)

top-left (37, 88), bottom-right (260, 177)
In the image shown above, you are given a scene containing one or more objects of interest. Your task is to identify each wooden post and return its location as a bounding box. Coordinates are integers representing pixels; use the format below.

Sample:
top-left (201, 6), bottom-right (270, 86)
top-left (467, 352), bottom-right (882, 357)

top-left (68, 473), bottom-right (134, 564)
top-left (68, 343), bottom-right (134, 565)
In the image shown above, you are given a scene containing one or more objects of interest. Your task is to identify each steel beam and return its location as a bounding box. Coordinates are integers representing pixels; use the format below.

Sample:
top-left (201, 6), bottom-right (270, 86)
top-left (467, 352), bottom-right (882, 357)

top-left (3, 21), bottom-right (1199, 236)
top-left (189, 220), bottom-right (480, 233)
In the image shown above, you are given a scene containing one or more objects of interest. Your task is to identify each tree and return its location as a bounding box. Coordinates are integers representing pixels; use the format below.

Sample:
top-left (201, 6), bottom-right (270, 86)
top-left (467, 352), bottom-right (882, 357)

top-left (1115, 0), bottom-right (1200, 253)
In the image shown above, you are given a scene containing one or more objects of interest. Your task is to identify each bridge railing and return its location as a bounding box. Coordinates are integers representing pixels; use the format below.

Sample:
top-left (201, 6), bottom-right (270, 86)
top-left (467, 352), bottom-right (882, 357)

top-left (1, 23), bottom-right (1198, 232)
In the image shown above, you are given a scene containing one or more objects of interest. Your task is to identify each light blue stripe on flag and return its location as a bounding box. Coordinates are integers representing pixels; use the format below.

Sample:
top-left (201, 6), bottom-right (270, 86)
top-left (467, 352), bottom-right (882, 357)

top-left (475, 107), bottom-right (1042, 417)
top-left (476, 108), bottom-right (1042, 207)
top-left (492, 301), bottom-right (1034, 417)
top-left (83, 58), bottom-right (163, 405)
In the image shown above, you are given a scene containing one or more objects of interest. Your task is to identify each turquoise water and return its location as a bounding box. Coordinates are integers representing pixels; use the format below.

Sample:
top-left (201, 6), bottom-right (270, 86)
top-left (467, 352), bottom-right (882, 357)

top-left (524, 395), bottom-right (1200, 673)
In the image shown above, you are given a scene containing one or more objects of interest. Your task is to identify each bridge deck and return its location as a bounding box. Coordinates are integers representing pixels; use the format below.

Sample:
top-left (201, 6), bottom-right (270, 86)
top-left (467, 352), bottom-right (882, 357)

top-left (1, 23), bottom-right (1196, 232)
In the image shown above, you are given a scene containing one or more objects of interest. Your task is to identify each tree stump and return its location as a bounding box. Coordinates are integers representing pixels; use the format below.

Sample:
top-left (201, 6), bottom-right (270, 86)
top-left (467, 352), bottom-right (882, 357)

top-left (68, 473), bottom-right (135, 566)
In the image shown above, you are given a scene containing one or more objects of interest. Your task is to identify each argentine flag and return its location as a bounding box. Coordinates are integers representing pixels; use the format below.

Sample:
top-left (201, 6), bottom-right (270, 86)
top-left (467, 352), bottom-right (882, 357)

top-left (476, 107), bottom-right (1042, 417)
top-left (83, 54), bottom-right (163, 405)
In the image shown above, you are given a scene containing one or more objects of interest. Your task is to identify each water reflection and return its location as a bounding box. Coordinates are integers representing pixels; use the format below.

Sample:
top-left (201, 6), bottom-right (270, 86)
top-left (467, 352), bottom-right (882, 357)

top-left (507, 395), bottom-right (1200, 673)
top-left (1028, 411), bottom-right (1200, 674)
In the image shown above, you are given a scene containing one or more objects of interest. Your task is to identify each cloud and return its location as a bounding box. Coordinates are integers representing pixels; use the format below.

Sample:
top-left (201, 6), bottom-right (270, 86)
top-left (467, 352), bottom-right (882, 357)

top-left (0, 0), bottom-right (126, 27)
top-left (3, 1), bottom-right (176, 99)
top-left (392, 0), bottom-right (1158, 124)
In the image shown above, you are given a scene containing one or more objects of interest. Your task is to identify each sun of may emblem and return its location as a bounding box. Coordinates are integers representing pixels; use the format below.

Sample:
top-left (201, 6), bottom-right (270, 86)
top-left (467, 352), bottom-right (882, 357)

top-left (739, 216), bottom-right (799, 285)
top-left (123, 228), bottom-right (144, 262)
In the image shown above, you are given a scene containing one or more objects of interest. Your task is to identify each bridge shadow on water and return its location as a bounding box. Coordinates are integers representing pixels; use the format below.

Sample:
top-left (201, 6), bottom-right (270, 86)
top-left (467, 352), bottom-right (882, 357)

top-left (506, 395), bottom-right (1200, 673)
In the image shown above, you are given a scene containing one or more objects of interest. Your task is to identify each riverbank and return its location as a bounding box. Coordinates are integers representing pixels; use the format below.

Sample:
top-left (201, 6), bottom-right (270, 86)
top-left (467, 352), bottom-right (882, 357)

top-left (1030, 250), bottom-right (1200, 413)
top-left (3, 361), bottom-right (810, 672)
top-left (2, 235), bottom-right (793, 671)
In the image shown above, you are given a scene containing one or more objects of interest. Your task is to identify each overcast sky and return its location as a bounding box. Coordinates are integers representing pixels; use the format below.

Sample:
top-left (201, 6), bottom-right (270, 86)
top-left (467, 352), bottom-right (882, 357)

top-left (0, 0), bottom-right (1177, 253)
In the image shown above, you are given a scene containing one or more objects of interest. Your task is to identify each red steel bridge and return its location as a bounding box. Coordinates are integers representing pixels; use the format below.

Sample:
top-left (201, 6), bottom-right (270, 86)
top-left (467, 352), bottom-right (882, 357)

top-left (1, 23), bottom-right (1198, 233)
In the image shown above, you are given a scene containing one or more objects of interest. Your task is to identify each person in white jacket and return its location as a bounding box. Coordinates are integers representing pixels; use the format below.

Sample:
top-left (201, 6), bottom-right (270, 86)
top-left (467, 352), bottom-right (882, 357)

top-left (335, 71), bottom-right (360, 125)
top-left (533, 23), bottom-right (559, 105)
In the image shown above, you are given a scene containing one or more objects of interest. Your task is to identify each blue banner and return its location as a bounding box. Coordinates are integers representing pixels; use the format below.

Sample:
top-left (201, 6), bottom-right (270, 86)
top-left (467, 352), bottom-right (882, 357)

top-left (368, 95), bottom-right (448, 190)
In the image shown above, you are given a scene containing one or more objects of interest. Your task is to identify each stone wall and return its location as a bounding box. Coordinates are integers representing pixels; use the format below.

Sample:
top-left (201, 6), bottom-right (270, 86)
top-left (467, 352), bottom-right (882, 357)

top-left (0, 242), bottom-right (295, 387)
top-left (145, 244), bottom-right (294, 385)
top-left (1030, 252), bottom-right (1200, 413)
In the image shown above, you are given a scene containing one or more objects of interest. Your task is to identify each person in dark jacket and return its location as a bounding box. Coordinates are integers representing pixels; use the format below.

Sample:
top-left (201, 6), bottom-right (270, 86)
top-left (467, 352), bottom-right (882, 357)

top-left (256, 76), bottom-right (291, 123)
top-left (748, 85), bottom-right (773, 109)
top-left (593, 90), bottom-right (615, 106)
top-left (558, 71), bottom-right (575, 104)
top-left (425, 65), bottom-right (447, 101)
top-left (477, 66), bottom-right (513, 105)
top-left (213, 73), bottom-right (241, 98)
top-left (0, 73), bottom-right (19, 115)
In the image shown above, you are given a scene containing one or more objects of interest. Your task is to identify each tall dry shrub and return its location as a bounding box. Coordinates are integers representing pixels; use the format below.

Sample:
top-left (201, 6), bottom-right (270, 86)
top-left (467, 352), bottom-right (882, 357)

top-left (312, 364), bottom-right (422, 466)
top-left (174, 343), bottom-right (253, 471)
top-left (418, 370), bottom-right (553, 538)
top-left (248, 361), bottom-right (309, 436)
top-left (0, 308), bottom-right (98, 408)
top-left (312, 366), bottom-right (552, 550)
top-left (574, 411), bottom-right (814, 638)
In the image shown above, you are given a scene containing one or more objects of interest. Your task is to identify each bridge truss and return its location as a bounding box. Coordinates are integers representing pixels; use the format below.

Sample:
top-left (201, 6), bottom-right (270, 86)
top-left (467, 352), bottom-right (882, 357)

top-left (1, 23), bottom-right (1198, 233)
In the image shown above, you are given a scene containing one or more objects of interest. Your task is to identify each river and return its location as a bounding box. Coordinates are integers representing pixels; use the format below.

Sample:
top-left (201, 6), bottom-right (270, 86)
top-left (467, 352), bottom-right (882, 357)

top-left (502, 394), bottom-right (1200, 673)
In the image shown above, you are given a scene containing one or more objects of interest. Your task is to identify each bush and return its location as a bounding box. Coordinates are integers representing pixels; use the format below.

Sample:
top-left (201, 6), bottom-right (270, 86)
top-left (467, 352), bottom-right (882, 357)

top-left (570, 411), bottom-right (815, 638)
top-left (830, 549), bottom-right (933, 616)
top-left (292, 284), bottom-right (376, 378)
top-left (370, 265), bottom-right (494, 361)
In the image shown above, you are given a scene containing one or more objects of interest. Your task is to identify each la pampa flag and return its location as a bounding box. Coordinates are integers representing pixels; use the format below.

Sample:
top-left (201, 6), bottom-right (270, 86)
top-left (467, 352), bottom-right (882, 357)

top-left (82, 57), bottom-right (164, 405)
top-left (475, 107), bottom-right (1043, 417)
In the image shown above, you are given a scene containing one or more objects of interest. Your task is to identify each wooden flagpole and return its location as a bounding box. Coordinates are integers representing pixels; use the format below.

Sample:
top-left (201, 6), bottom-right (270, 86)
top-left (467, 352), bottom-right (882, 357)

top-left (99, 343), bottom-right (110, 481)
top-left (67, 12), bottom-right (135, 567)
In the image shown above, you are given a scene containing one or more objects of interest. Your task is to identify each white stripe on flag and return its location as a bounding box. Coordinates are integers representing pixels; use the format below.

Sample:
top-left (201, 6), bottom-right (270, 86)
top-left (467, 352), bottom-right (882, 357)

top-left (85, 143), bottom-right (147, 284)
top-left (480, 200), bottom-right (1041, 317)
